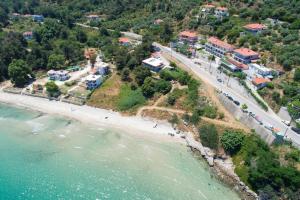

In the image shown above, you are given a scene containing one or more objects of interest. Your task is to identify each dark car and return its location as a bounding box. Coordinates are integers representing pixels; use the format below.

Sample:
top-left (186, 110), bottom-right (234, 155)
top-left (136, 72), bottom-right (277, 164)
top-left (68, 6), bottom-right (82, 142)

top-left (233, 100), bottom-right (240, 106)
top-left (227, 96), bottom-right (233, 101)
top-left (291, 127), bottom-right (300, 134)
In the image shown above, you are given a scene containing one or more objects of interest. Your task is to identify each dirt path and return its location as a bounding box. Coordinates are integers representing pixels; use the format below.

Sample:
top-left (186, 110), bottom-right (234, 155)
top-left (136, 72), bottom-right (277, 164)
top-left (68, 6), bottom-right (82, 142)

top-left (162, 52), bottom-right (248, 131)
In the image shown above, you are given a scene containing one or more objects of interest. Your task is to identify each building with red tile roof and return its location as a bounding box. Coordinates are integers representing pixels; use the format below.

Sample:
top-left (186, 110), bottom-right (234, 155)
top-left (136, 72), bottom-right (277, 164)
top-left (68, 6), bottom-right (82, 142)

top-left (179, 31), bottom-right (198, 44)
top-left (118, 37), bottom-right (130, 46)
top-left (244, 23), bottom-right (266, 34)
top-left (252, 77), bottom-right (270, 89)
top-left (205, 37), bottom-right (235, 58)
top-left (233, 48), bottom-right (259, 64)
top-left (23, 31), bottom-right (33, 40)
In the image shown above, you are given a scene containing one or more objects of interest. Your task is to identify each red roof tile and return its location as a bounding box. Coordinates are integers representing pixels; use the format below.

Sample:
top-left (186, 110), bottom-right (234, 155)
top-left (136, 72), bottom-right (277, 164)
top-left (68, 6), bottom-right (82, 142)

top-left (208, 37), bottom-right (235, 50)
top-left (179, 31), bottom-right (198, 38)
top-left (118, 37), bottom-right (130, 43)
top-left (244, 23), bottom-right (266, 30)
top-left (216, 7), bottom-right (228, 11)
top-left (252, 77), bottom-right (270, 85)
top-left (227, 57), bottom-right (248, 70)
top-left (234, 48), bottom-right (259, 57)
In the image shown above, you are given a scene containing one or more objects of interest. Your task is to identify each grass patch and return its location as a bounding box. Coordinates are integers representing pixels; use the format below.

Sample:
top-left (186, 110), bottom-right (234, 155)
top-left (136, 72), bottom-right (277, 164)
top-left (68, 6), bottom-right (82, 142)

top-left (117, 84), bottom-right (146, 111)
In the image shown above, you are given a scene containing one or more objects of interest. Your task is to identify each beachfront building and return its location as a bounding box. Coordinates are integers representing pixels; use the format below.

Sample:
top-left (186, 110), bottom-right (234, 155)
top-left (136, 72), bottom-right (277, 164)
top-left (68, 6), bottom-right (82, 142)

top-left (47, 70), bottom-right (70, 81)
top-left (93, 62), bottom-right (109, 75)
top-left (142, 58), bottom-right (165, 72)
top-left (86, 75), bottom-right (102, 90)
top-left (243, 23), bottom-right (266, 35)
top-left (23, 31), bottom-right (33, 40)
top-left (214, 7), bottom-right (229, 19)
top-left (233, 48), bottom-right (259, 64)
top-left (179, 31), bottom-right (198, 44)
top-left (205, 37), bottom-right (235, 58)
top-left (249, 63), bottom-right (272, 78)
top-left (252, 77), bottom-right (270, 90)
top-left (32, 15), bottom-right (44, 22)
top-left (118, 37), bottom-right (130, 46)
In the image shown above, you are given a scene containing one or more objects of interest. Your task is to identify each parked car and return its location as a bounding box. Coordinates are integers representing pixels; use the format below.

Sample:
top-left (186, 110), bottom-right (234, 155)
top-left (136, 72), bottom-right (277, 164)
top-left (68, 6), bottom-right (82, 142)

top-left (233, 100), bottom-right (240, 106)
top-left (281, 120), bottom-right (291, 126)
top-left (264, 124), bottom-right (273, 131)
top-left (291, 127), bottom-right (300, 134)
top-left (227, 96), bottom-right (233, 101)
top-left (217, 78), bottom-right (222, 83)
top-left (255, 116), bottom-right (263, 125)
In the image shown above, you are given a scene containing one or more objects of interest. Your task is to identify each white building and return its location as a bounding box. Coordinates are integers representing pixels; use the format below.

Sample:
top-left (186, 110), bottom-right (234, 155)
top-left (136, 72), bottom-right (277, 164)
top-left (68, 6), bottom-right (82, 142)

top-left (142, 58), bottom-right (165, 72)
top-left (94, 62), bottom-right (109, 75)
top-left (249, 63), bottom-right (272, 78)
top-left (86, 75), bottom-right (102, 90)
top-left (47, 70), bottom-right (70, 81)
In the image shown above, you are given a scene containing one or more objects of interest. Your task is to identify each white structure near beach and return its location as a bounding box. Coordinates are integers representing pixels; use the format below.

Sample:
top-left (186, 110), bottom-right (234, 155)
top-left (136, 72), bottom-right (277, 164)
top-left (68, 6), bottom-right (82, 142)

top-left (249, 63), bottom-right (272, 78)
top-left (142, 58), bottom-right (165, 72)
top-left (94, 62), bottom-right (109, 75)
top-left (47, 70), bottom-right (70, 81)
top-left (86, 75), bottom-right (102, 90)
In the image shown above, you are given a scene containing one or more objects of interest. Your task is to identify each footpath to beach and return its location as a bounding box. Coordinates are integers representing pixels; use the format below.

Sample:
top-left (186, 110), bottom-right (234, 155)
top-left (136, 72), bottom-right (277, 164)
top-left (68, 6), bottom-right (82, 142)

top-left (0, 91), bottom-right (183, 142)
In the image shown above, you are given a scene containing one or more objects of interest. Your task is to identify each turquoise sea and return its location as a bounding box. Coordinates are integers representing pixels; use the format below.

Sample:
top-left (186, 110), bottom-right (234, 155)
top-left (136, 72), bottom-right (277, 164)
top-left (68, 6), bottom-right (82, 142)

top-left (0, 103), bottom-right (240, 200)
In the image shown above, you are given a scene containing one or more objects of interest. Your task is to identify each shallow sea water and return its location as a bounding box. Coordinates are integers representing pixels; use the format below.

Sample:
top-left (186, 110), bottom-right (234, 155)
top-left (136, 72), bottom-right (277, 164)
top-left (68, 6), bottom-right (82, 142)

top-left (0, 103), bottom-right (240, 200)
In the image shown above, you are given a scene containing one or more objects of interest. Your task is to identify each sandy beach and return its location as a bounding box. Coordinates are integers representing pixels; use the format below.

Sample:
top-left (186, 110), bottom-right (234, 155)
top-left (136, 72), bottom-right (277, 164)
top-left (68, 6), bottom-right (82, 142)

top-left (0, 91), bottom-right (183, 142)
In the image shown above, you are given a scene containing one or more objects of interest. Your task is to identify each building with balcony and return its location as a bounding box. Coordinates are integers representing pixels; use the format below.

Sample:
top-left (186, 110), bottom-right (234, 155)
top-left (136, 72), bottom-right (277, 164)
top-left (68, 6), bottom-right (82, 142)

top-left (244, 23), bottom-right (266, 35)
top-left (179, 31), bottom-right (198, 44)
top-left (86, 75), bottom-right (102, 90)
top-left (142, 58), bottom-right (165, 72)
top-left (205, 37), bottom-right (235, 58)
top-left (233, 48), bottom-right (259, 64)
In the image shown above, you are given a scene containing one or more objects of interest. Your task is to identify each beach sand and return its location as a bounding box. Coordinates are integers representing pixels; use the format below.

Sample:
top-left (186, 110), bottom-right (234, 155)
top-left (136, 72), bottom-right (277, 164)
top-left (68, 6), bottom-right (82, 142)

top-left (0, 92), bottom-right (183, 142)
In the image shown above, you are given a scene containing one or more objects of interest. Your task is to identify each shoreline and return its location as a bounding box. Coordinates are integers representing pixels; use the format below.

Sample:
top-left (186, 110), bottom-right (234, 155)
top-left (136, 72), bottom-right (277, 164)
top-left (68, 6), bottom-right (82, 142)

top-left (0, 92), bottom-right (184, 143)
top-left (0, 91), bottom-right (257, 199)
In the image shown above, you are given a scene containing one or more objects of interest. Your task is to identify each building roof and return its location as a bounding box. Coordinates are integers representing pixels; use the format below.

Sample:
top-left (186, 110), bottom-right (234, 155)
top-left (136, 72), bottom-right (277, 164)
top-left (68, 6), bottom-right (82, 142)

top-left (87, 14), bottom-right (99, 18)
top-left (86, 74), bottom-right (101, 81)
top-left (234, 48), bottom-right (259, 57)
top-left (154, 19), bottom-right (164, 24)
top-left (118, 37), bottom-right (130, 43)
top-left (207, 37), bottom-right (235, 50)
top-left (252, 77), bottom-right (270, 85)
top-left (216, 7), bottom-right (228, 11)
top-left (142, 58), bottom-right (164, 68)
top-left (179, 31), bottom-right (198, 38)
top-left (227, 57), bottom-right (248, 70)
top-left (244, 23), bottom-right (266, 30)
top-left (23, 31), bottom-right (33, 35)
top-left (203, 4), bottom-right (215, 8)
top-left (249, 63), bottom-right (271, 73)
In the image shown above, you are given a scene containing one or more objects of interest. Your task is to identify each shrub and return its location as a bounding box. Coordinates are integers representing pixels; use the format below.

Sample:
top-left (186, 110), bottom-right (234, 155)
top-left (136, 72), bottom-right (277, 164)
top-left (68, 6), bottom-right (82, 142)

top-left (117, 85), bottom-right (145, 111)
top-left (155, 79), bottom-right (172, 94)
top-left (203, 105), bottom-right (218, 119)
top-left (221, 130), bottom-right (245, 155)
top-left (199, 124), bottom-right (219, 150)
top-left (45, 81), bottom-right (60, 97)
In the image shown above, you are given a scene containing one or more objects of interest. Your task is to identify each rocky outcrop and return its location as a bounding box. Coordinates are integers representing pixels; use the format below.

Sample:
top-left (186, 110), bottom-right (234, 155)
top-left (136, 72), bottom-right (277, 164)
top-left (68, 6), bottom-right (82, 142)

top-left (185, 132), bottom-right (258, 200)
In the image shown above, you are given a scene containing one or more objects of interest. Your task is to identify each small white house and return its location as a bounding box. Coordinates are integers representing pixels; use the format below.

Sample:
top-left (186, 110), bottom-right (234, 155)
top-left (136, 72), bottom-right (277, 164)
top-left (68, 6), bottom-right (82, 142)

top-left (249, 63), bottom-right (272, 78)
top-left (86, 75), bottom-right (102, 90)
top-left (47, 70), bottom-right (70, 81)
top-left (142, 58), bottom-right (165, 72)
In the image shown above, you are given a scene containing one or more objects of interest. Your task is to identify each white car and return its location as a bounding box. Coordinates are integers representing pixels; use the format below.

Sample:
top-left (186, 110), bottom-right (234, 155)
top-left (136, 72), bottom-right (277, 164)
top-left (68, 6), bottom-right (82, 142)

top-left (281, 120), bottom-right (291, 126)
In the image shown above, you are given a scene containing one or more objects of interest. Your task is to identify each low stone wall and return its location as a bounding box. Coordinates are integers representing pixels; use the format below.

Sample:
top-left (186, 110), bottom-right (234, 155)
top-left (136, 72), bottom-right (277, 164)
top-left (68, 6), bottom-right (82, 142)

top-left (3, 88), bottom-right (22, 94)
top-left (218, 94), bottom-right (275, 144)
top-left (61, 98), bottom-right (85, 106)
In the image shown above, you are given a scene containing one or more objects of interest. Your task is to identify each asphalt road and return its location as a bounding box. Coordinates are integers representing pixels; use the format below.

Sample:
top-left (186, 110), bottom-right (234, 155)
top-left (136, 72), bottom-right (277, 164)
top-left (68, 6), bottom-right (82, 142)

top-left (154, 42), bottom-right (300, 147)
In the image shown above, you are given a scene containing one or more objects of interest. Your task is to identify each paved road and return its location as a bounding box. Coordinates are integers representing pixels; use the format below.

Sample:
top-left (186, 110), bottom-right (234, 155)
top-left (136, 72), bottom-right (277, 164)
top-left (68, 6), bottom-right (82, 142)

top-left (154, 42), bottom-right (300, 147)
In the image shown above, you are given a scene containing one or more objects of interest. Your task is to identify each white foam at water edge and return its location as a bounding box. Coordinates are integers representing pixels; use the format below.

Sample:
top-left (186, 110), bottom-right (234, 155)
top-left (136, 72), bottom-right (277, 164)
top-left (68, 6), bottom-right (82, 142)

top-left (59, 134), bottom-right (66, 138)
top-left (74, 146), bottom-right (82, 149)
